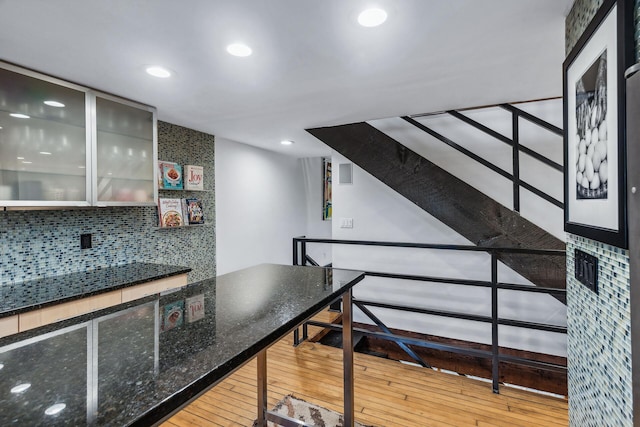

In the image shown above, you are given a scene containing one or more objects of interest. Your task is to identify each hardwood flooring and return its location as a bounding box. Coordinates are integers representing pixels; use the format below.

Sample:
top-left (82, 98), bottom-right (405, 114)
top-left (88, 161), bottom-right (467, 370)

top-left (163, 312), bottom-right (568, 427)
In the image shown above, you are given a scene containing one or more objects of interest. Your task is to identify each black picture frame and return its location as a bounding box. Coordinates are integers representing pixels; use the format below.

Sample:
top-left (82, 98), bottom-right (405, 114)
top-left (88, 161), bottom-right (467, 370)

top-left (563, 0), bottom-right (633, 249)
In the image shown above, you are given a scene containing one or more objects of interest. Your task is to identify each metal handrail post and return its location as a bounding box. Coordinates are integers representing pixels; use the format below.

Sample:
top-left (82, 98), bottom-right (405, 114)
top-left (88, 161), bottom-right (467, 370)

top-left (292, 238), bottom-right (300, 345)
top-left (301, 241), bottom-right (307, 266)
top-left (491, 251), bottom-right (500, 393)
top-left (512, 110), bottom-right (520, 212)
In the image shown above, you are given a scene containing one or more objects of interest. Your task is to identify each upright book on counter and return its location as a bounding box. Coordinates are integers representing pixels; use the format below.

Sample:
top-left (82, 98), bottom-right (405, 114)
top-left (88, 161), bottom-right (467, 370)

top-left (158, 198), bottom-right (186, 227)
top-left (185, 294), bottom-right (205, 323)
top-left (161, 300), bottom-right (184, 332)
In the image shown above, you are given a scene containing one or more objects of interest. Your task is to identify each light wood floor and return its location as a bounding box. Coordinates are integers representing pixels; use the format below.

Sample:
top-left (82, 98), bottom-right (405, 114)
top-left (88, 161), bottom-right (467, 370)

top-left (163, 312), bottom-right (568, 427)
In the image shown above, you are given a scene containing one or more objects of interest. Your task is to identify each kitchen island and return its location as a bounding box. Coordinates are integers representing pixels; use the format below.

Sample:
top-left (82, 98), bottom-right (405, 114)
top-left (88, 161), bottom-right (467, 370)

top-left (0, 264), bottom-right (364, 426)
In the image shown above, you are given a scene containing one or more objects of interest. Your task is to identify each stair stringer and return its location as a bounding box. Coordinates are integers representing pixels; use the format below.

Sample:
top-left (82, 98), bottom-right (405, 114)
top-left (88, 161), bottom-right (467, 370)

top-left (307, 122), bottom-right (565, 293)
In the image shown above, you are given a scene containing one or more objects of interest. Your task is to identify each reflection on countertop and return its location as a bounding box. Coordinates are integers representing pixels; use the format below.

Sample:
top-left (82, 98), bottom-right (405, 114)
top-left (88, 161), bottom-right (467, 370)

top-left (0, 263), bottom-right (364, 426)
top-left (0, 262), bottom-right (192, 318)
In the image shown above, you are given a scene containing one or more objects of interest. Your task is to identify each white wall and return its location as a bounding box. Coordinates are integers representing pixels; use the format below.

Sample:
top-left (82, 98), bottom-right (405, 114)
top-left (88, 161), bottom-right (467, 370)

top-left (330, 151), bottom-right (566, 357)
top-left (215, 138), bottom-right (307, 275)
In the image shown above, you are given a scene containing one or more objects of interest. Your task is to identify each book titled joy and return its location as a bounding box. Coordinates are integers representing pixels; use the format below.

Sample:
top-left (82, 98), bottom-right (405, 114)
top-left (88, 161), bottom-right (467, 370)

top-left (184, 165), bottom-right (204, 191)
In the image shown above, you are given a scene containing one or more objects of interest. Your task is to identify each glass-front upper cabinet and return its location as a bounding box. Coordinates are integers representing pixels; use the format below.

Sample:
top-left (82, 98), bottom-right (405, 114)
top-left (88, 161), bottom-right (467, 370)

top-left (0, 64), bottom-right (91, 206)
top-left (94, 96), bottom-right (157, 206)
top-left (0, 62), bottom-right (157, 207)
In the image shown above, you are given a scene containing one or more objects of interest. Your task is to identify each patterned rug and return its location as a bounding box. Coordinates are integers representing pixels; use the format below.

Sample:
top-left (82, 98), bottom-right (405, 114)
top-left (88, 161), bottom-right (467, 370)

top-left (253, 395), bottom-right (370, 427)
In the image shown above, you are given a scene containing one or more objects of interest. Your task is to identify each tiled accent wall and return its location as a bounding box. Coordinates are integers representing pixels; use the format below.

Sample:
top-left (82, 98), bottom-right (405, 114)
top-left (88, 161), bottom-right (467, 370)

top-left (565, 0), bottom-right (604, 54)
top-left (567, 0), bottom-right (640, 60)
top-left (567, 236), bottom-right (631, 425)
top-left (566, 0), bottom-right (634, 425)
top-left (0, 121), bottom-right (215, 285)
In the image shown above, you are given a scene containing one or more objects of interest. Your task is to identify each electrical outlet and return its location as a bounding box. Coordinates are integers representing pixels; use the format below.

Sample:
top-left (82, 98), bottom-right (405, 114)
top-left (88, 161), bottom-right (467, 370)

top-left (80, 233), bottom-right (92, 249)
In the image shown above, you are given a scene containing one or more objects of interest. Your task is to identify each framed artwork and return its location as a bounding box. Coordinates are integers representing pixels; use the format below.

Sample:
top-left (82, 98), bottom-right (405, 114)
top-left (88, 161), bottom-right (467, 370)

top-left (563, 0), bottom-right (632, 248)
top-left (322, 158), bottom-right (332, 220)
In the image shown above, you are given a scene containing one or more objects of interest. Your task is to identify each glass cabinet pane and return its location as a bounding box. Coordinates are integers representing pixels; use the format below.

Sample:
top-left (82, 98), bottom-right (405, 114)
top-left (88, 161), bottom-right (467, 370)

top-left (95, 97), bottom-right (155, 204)
top-left (0, 67), bottom-right (87, 203)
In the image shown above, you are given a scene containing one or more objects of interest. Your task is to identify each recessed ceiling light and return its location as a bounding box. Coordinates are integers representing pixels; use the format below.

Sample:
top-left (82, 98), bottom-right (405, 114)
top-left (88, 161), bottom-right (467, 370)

top-left (17, 157), bottom-right (24, 160)
top-left (280, 140), bottom-right (294, 146)
top-left (45, 403), bottom-right (66, 416)
top-left (22, 161), bottom-right (32, 164)
top-left (227, 43), bottom-right (252, 57)
top-left (11, 383), bottom-right (31, 394)
top-left (10, 113), bottom-right (30, 119)
top-left (44, 100), bottom-right (65, 108)
top-left (78, 165), bottom-right (86, 169)
top-left (0, 126), bottom-right (3, 129)
top-left (39, 151), bottom-right (52, 155)
top-left (145, 66), bottom-right (171, 78)
top-left (358, 8), bottom-right (387, 27)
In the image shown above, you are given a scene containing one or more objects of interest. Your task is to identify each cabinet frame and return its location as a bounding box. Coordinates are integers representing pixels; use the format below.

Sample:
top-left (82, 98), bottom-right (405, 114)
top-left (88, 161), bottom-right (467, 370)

top-left (0, 61), bottom-right (157, 208)
top-left (90, 92), bottom-right (158, 207)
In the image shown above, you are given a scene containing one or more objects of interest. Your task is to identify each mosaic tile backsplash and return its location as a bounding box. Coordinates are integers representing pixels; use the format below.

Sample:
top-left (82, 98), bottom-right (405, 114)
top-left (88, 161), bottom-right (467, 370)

top-left (566, 0), bottom-right (635, 425)
top-left (567, 235), bottom-right (631, 426)
top-left (1, 121), bottom-right (215, 285)
top-left (566, 0), bottom-right (640, 62)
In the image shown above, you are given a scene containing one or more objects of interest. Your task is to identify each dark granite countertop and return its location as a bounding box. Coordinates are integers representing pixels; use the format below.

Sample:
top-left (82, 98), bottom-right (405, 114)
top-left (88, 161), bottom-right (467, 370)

top-left (0, 262), bottom-right (192, 318)
top-left (0, 263), bottom-right (365, 426)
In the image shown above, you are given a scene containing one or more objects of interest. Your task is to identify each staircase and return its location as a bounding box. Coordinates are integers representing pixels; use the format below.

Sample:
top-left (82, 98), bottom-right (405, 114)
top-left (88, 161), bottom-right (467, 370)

top-left (307, 103), bottom-right (565, 293)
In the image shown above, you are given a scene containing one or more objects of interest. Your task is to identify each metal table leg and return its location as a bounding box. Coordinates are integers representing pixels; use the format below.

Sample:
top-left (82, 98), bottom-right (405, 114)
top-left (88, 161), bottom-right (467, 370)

top-left (343, 289), bottom-right (354, 427)
top-left (257, 349), bottom-right (267, 426)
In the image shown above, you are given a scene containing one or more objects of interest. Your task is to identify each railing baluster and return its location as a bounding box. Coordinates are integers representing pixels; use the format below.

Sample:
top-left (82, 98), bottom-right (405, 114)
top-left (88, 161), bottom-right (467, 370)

top-left (512, 111), bottom-right (520, 213)
top-left (406, 101), bottom-right (565, 213)
top-left (290, 237), bottom-right (567, 389)
top-left (491, 251), bottom-right (500, 393)
top-left (301, 241), bottom-right (307, 266)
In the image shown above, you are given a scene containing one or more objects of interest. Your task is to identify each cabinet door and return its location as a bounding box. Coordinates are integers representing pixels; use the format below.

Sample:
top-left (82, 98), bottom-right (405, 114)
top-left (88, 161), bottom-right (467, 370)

top-left (0, 64), bottom-right (90, 206)
top-left (94, 96), bottom-right (157, 205)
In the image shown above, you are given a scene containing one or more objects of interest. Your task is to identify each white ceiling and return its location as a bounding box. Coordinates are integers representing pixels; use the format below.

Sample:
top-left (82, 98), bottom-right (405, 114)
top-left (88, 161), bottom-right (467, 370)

top-left (0, 0), bottom-right (573, 158)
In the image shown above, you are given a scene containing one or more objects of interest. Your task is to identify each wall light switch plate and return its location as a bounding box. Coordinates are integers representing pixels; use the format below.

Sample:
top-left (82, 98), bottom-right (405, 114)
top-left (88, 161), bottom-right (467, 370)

top-left (340, 218), bottom-right (353, 228)
top-left (575, 248), bottom-right (598, 293)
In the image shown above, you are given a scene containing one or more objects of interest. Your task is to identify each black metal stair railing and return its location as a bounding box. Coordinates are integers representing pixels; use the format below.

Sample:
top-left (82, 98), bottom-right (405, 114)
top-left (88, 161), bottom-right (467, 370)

top-left (292, 236), bottom-right (566, 395)
top-left (402, 100), bottom-right (564, 211)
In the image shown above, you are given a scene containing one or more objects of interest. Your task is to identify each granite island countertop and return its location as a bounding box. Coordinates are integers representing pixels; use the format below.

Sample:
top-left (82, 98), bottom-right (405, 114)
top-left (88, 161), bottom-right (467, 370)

top-left (0, 262), bottom-right (192, 318)
top-left (0, 263), bottom-right (364, 426)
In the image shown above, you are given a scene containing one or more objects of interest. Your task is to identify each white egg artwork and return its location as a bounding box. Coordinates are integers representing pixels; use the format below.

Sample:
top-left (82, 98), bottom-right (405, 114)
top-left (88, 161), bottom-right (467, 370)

top-left (575, 50), bottom-right (608, 200)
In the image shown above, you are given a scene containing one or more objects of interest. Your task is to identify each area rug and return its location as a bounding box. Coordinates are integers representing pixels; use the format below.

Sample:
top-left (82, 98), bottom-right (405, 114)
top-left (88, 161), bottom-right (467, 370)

top-left (253, 395), bottom-right (370, 427)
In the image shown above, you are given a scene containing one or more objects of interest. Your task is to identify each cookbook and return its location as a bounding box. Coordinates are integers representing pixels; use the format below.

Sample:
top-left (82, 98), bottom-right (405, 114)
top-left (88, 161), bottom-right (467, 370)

top-left (185, 294), bottom-right (205, 323)
top-left (158, 198), bottom-right (186, 227)
top-left (184, 165), bottom-right (204, 191)
top-left (185, 198), bottom-right (205, 224)
top-left (160, 161), bottom-right (183, 190)
top-left (162, 300), bottom-right (184, 332)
